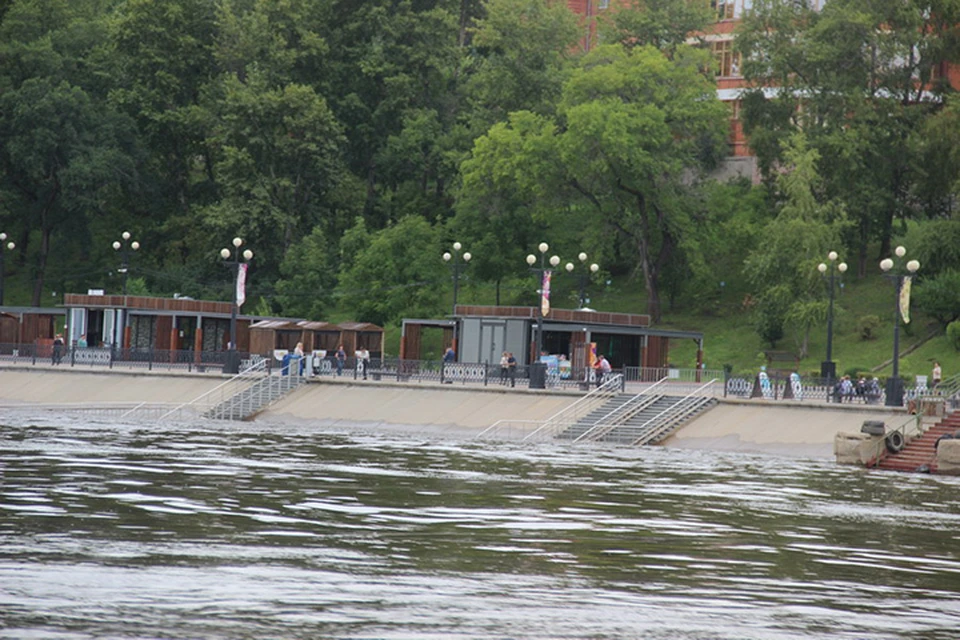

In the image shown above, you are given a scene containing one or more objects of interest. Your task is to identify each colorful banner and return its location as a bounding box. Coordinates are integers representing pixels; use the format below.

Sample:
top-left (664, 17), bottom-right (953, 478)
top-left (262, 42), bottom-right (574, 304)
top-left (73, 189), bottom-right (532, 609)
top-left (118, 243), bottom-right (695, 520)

top-left (899, 275), bottom-right (911, 324)
top-left (237, 263), bottom-right (248, 308)
top-left (541, 270), bottom-right (552, 316)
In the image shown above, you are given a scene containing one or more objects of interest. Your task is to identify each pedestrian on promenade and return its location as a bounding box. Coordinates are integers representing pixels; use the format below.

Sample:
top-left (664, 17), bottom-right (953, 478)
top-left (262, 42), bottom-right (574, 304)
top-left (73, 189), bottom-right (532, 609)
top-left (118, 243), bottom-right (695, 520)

top-left (358, 346), bottom-right (370, 380)
top-left (499, 351), bottom-right (509, 385)
top-left (933, 361), bottom-right (942, 389)
top-left (595, 355), bottom-right (611, 387)
top-left (336, 344), bottom-right (346, 376)
top-left (52, 334), bottom-right (64, 365)
top-left (442, 346), bottom-right (455, 383)
top-left (294, 342), bottom-right (305, 375)
top-left (507, 352), bottom-right (517, 387)
top-left (77, 334), bottom-right (88, 348)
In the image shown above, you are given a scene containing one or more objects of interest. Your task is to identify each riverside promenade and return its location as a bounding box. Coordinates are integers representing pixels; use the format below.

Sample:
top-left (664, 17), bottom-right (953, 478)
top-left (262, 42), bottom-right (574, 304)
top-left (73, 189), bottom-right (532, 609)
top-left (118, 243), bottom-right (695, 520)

top-left (0, 362), bottom-right (913, 458)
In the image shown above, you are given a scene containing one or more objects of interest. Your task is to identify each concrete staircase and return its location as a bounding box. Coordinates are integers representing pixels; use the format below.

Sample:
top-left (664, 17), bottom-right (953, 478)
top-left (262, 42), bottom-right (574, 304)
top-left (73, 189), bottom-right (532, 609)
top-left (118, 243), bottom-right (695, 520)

top-left (558, 394), bottom-right (717, 445)
top-left (877, 412), bottom-right (960, 473)
top-left (205, 372), bottom-right (306, 420)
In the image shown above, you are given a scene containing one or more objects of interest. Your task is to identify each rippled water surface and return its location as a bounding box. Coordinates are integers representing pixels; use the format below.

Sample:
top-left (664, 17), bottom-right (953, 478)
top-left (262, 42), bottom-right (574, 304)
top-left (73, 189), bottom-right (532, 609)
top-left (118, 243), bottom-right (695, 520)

top-left (2, 414), bottom-right (960, 639)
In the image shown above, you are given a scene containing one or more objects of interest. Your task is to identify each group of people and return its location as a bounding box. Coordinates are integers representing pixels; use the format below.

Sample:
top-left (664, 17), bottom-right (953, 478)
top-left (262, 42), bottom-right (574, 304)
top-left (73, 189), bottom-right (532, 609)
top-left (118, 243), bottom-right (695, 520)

top-left (834, 375), bottom-right (882, 404)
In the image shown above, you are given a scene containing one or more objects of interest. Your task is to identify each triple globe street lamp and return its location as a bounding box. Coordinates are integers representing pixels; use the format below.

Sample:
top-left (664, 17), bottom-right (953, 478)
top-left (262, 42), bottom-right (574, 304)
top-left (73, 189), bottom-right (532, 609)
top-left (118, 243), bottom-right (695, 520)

top-left (442, 242), bottom-right (471, 358)
top-left (0, 232), bottom-right (15, 306)
top-left (221, 237), bottom-right (254, 374)
top-left (526, 242), bottom-right (560, 367)
top-left (112, 231), bottom-right (140, 296)
top-left (112, 231), bottom-right (140, 350)
top-left (817, 251), bottom-right (847, 383)
top-left (565, 252), bottom-right (599, 310)
top-left (880, 245), bottom-right (920, 407)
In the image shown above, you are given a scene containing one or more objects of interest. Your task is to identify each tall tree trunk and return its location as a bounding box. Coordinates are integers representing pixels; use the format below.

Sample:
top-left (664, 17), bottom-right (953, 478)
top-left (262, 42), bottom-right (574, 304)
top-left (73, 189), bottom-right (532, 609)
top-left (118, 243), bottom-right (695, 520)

top-left (31, 224), bottom-right (52, 307)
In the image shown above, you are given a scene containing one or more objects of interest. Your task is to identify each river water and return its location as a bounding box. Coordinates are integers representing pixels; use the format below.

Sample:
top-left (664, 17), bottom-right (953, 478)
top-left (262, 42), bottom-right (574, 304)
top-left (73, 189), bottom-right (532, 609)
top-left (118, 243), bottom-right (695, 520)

top-left (1, 413), bottom-right (959, 639)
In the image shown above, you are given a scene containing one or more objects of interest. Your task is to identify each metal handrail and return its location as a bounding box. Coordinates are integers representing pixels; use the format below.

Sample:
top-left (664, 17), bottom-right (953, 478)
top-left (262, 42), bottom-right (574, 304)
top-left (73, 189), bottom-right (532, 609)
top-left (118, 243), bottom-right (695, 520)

top-left (157, 357), bottom-right (270, 421)
top-left (573, 378), bottom-right (671, 443)
top-left (475, 373), bottom-right (624, 440)
top-left (869, 408), bottom-right (927, 468)
top-left (205, 360), bottom-right (303, 420)
top-left (521, 374), bottom-right (625, 441)
top-left (630, 379), bottom-right (720, 446)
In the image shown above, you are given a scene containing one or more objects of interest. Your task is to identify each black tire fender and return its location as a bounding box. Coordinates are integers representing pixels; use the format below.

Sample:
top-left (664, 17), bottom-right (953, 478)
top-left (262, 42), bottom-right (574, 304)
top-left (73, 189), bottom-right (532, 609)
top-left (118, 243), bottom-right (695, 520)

top-left (885, 431), bottom-right (905, 453)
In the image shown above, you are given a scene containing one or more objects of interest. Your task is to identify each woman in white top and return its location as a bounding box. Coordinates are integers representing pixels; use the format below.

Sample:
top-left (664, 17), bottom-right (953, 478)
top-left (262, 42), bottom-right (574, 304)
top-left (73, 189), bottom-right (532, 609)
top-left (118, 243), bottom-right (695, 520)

top-left (499, 351), bottom-right (510, 385)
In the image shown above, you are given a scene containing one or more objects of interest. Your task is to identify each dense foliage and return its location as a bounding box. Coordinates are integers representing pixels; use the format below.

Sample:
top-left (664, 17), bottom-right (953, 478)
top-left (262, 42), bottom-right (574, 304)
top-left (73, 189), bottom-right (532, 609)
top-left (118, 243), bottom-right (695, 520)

top-left (1, 0), bottom-right (958, 357)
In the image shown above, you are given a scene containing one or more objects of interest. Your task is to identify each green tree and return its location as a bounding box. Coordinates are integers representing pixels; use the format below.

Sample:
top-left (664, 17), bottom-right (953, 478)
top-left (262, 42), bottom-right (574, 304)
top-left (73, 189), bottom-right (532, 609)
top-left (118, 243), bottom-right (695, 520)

top-left (336, 215), bottom-right (446, 326)
top-left (914, 270), bottom-right (960, 328)
top-left (274, 226), bottom-right (338, 319)
top-left (464, 0), bottom-right (581, 128)
top-left (743, 133), bottom-right (848, 355)
top-left (737, 0), bottom-right (960, 276)
top-left (0, 0), bottom-right (137, 305)
top-left (597, 0), bottom-right (713, 54)
top-left (201, 70), bottom-right (347, 284)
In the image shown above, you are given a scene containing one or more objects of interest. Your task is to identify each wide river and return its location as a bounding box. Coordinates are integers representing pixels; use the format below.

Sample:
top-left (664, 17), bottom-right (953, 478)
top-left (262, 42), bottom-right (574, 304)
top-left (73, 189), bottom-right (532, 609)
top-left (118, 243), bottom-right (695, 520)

top-left (2, 412), bottom-right (959, 639)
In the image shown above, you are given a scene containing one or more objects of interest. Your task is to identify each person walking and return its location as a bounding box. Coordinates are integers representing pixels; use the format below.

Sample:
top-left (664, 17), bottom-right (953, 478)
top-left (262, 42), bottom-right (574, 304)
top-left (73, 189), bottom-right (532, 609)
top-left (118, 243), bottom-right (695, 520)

top-left (358, 346), bottom-right (370, 380)
top-left (52, 334), bottom-right (64, 365)
top-left (335, 344), bottom-right (346, 376)
top-left (499, 351), bottom-right (509, 385)
top-left (442, 346), bottom-right (455, 383)
top-left (507, 352), bottom-right (517, 388)
top-left (932, 361), bottom-right (942, 390)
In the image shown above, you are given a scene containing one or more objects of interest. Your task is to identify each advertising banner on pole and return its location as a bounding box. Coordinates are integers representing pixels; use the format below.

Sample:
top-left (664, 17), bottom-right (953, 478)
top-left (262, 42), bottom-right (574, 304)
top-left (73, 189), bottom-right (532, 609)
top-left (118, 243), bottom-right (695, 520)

top-left (237, 263), bottom-right (248, 308)
top-left (541, 270), bottom-right (552, 316)
top-left (899, 275), bottom-right (911, 324)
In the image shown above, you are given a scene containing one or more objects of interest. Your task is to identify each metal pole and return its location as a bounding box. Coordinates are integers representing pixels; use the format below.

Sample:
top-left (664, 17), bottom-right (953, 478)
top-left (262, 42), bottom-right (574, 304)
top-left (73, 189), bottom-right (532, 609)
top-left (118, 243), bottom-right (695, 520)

top-left (885, 275), bottom-right (902, 407)
top-left (452, 256), bottom-right (459, 358)
top-left (227, 249), bottom-right (239, 374)
top-left (826, 265), bottom-right (835, 364)
top-left (579, 273), bottom-right (586, 309)
top-left (121, 244), bottom-right (129, 296)
top-left (0, 244), bottom-right (5, 307)
top-left (536, 253), bottom-right (545, 358)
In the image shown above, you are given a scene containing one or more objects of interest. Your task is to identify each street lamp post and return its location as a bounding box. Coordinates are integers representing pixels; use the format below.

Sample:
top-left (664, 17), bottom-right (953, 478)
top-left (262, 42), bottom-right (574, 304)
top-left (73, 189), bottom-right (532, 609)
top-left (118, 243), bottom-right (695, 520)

top-left (111, 232), bottom-right (141, 351)
top-left (442, 242), bottom-right (472, 358)
top-left (879, 245), bottom-right (920, 407)
top-left (0, 232), bottom-right (15, 306)
top-left (817, 251), bottom-right (847, 384)
top-left (221, 237), bottom-right (254, 375)
top-left (564, 252), bottom-right (599, 309)
top-left (112, 231), bottom-right (140, 296)
top-left (526, 243), bottom-right (559, 388)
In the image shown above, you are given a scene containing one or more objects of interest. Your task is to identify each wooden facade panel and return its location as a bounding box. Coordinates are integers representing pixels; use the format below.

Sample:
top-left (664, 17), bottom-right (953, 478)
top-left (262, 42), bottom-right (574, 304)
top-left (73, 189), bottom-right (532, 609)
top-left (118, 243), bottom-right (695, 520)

top-left (64, 293), bottom-right (233, 315)
top-left (455, 304), bottom-right (650, 328)
top-left (155, 316), bottom-right (173, 350)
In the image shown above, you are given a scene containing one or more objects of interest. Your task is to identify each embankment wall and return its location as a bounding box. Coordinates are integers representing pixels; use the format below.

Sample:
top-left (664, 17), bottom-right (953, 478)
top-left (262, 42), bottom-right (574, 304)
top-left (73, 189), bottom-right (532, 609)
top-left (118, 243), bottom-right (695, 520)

top-left (0, 368), bottom-right (911, 457)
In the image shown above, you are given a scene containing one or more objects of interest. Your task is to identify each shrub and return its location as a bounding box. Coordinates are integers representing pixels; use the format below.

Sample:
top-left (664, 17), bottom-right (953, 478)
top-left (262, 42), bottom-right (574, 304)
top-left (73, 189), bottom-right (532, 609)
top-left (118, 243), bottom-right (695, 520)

top-left (843, 366), bottom-right (870, 379)
top-left (856, 315), bottom-right (881, 341)
top-left (948, 321), bottom-right (960, 351)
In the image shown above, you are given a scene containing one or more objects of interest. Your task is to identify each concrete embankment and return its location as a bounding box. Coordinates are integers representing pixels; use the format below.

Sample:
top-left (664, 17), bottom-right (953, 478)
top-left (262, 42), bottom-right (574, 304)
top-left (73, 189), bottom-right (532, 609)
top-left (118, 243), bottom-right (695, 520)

top-left (0, 368), bottom-right (910, 457)
top-left (662, 400), bottom-right (908, 458)
top-left (0, 368), bottom-right (226, 405)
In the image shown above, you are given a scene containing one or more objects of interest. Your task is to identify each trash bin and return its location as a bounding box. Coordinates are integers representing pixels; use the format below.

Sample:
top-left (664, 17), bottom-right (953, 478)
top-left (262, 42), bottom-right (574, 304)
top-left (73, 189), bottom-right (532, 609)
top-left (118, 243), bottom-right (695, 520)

top-left (529, 362), bottom-right (547, 389)
top-left (281, 353), bottom-right (291, 375)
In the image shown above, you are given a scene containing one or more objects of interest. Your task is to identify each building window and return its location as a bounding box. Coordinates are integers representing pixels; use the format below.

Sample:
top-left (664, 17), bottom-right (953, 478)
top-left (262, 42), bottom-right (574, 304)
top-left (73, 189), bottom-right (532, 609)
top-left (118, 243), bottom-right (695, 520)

top-left (711, 0), bottom-right (736, 20)
top-left (711, 40), bottom-right (741, 77)
top-left (598, 0), bottom-right (610, 9)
